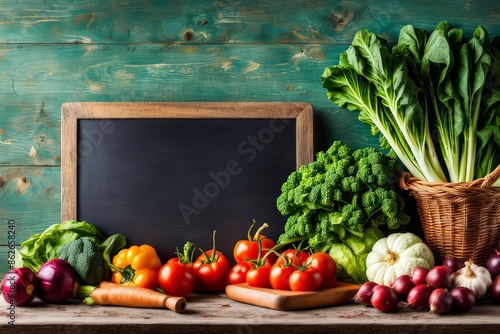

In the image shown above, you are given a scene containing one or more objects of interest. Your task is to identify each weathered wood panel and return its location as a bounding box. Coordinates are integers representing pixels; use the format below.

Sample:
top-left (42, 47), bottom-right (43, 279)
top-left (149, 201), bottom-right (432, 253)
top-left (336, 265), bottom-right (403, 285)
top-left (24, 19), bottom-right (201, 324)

top-left (0, 43), bottom-right (374, 167)
top-left (0, 0), bottom-right (499, 44)
top-left (0, 166), bottom-right (60, 242)
top-left (1, 293), bottom-right (500, 333)
top-left (1, 0), bottom-right (500, 277)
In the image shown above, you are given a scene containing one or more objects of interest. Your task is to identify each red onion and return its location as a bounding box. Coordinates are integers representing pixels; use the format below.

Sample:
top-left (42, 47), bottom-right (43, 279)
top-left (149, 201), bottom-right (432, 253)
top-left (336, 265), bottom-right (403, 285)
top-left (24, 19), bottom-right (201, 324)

top-left (428, 288), bottom-right (453, 314)
top-left (354, 281), bottom-right (378, 306)
top-left (426, 265), bottom-right (452, 289)
top-left (370, 285), bottom-right (398, 312)
top-left (1, 267), bottom-right (38, 306)
top-left (487, 249), bottom-right (500, 279)
top-left (409, 266), bottom-right (429, 285)
top-left (406, 284), bottom-right (434, 310)
top-left (390, 274), bottom-right (415, 300)
top-left (37, 259), bottom-right (79, 303)
top-left (442, 257), bottom-right (465, 273)
top-left (450, 286), bottom-right (475, 312)
top-left (491, 276), bottom-right (500, 304)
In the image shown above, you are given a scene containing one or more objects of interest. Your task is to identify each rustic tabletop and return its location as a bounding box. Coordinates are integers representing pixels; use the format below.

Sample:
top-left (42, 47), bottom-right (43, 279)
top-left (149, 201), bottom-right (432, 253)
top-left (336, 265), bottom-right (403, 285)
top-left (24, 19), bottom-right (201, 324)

top-left (1, 292), bottom-right (499, 334)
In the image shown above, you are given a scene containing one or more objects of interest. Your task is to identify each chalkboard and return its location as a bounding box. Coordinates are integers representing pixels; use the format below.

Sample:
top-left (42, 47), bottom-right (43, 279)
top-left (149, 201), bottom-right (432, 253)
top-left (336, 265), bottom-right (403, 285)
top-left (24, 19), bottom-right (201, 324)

top-left (61, 102), bottom-right (313, 262)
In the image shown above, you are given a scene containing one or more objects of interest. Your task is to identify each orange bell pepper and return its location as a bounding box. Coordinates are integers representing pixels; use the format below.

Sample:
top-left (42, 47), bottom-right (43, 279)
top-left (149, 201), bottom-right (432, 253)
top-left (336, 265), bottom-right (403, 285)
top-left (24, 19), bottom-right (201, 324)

top-left (111, 244), bottom-right (162, 290)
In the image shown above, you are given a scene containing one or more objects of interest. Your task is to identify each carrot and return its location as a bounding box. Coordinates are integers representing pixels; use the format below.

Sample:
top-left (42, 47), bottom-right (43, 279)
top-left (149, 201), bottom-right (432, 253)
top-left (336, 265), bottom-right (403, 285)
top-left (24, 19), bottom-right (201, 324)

top-left (90, 281), bottom-right (187, 313)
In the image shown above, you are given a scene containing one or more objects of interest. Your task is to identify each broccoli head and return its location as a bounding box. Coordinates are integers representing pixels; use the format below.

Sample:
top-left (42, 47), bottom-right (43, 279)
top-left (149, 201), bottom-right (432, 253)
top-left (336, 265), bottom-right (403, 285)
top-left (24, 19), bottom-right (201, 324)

top-left (276, 140), bottom-right (411, 258)
top-left (57, 237), bottom-right (109, 285)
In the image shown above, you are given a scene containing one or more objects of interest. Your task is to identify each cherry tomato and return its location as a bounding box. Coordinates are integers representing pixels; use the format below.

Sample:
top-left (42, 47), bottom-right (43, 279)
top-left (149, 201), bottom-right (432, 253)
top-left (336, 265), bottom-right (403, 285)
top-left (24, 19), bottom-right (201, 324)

top-left (193, 249), bottom-right (231, 291)
top-left (157, 261), bottom-right (195, 297)
top-left (289, 267), bottom-right (323, 292)
top-left (269, 264), bottom-right (296, 290)
top-left (274, 249), bottom-right (309, 267)
top-left (305, 252), bottom-right (337, 280)
top-left (227, 261), bottom-right (253, 285)
top-left (246, 262), bottom-right (272, 288)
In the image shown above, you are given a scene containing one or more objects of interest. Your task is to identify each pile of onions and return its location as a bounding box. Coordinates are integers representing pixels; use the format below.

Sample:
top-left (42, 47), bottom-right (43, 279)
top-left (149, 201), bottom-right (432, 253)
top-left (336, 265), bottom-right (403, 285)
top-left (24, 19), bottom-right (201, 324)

top-left (37, 258), bottom-right (79, 303)
top-left (354, 261), bottom-right (479, 314)
top-left (1, 267), bottom-right (38, 306)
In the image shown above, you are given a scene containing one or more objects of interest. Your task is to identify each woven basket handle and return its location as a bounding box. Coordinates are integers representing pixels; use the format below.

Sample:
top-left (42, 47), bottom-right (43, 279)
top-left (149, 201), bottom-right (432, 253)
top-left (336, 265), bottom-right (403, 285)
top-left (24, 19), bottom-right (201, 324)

top-left (468, 164), bottom-right (500, 188)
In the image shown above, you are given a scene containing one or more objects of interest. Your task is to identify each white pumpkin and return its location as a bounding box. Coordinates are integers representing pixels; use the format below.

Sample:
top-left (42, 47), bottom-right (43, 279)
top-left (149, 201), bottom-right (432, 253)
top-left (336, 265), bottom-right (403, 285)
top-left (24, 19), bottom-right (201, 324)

top-left (365, 232), bottom-right (435, 285)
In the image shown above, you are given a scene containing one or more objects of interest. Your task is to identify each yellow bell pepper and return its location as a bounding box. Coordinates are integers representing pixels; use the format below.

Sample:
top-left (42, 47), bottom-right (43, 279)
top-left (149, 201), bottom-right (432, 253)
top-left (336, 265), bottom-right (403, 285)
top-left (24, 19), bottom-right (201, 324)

top-left (111, 244), bottom-right (162, 290)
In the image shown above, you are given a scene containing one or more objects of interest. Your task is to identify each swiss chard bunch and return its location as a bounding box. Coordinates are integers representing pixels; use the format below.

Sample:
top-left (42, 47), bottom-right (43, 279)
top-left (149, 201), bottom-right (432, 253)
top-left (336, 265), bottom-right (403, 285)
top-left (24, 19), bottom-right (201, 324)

top-left (321, 21), bottom-right (500, 183)
top-left (276, 140), bottom-right (410, 253)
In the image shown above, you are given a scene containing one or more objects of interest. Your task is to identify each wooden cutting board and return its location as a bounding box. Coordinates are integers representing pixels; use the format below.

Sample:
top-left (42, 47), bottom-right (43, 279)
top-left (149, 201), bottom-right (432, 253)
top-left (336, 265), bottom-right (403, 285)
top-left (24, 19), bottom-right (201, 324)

top-left (225, 281), bottom-right (360, 311)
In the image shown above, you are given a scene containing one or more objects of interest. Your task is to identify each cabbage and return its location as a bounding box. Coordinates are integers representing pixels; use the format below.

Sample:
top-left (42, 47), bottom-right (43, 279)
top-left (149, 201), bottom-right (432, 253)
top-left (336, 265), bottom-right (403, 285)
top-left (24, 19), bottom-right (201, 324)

top-left (15, 220), bottom-right (126, 273)
top-left (328, 226), bottom-right (384, 284)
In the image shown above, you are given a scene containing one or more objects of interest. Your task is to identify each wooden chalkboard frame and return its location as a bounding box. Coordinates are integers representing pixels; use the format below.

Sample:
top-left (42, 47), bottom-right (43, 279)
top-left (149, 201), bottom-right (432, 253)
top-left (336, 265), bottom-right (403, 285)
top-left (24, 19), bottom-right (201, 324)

top-left (61, 102), bottom-right (313, 240)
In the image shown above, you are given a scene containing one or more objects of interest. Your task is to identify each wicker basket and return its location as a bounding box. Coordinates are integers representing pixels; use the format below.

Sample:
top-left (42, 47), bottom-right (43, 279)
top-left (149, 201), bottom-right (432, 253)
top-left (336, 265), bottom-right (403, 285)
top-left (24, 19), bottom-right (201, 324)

top-left (399, 165), bottom-right (500, 266)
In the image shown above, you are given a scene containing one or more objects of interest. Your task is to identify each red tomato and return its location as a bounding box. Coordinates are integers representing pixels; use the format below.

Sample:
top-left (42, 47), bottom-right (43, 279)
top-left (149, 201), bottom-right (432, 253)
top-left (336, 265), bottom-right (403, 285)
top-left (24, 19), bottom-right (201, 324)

top-left (320, 275), bottom-right (337, 289)
top-left (234, 236), bottom-right (277, 264)
top-left (157, 261), bottom-right (195, 297)
top-left (233, 221), bottom-right (277, 264)
top-left (269, 264), bottom-right (296, 290)
top-left (289, 267), bottom-right (323, 292)
top-left (246, 262), bottom-right (272, 288)
top-left (305, 252), bottom-right (337, 280)
top-left (193, 249), bottom-right (231, 291)
top-left (227, 261), bottom-right (253, 285)
top-left (274, 249), bottom-right (309, 267)
top-left (167, 257), bottom-right (193, 270)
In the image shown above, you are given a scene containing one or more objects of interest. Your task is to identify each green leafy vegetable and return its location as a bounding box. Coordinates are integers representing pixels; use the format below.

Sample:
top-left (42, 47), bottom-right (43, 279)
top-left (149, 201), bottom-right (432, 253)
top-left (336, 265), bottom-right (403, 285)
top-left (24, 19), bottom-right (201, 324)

top-left (276, 140), bottom-right (410, 282)
top-left (329, 226), bottom-right (384, 283)
top-left (321, 21), bottom-right (500, 183)
top-left (15, 220), bottom-right (126, 274)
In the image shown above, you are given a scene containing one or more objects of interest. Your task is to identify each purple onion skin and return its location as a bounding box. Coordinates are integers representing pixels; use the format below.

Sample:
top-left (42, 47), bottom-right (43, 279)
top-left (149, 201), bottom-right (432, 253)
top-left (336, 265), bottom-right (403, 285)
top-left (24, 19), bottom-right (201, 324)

top-left (37, 259), bottom-right (79, 304)
top-left (450, 286), bottom-right (475, 312)
top-left (442, 257), bottom-right (465, 273)
top-left (428, 288), bottom-right (453, 314)
top-left (1, 267), bottom-right (38, 306)
top-left (491, 276), bottom-right (500, 304)
top-left (487, 249), bottom-right (500, 279)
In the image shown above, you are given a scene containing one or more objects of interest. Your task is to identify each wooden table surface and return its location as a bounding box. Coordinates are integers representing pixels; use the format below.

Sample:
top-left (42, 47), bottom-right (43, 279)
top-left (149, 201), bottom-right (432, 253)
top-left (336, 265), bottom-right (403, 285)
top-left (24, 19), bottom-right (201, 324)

top-left (1, 292), bottom-right (499, 334)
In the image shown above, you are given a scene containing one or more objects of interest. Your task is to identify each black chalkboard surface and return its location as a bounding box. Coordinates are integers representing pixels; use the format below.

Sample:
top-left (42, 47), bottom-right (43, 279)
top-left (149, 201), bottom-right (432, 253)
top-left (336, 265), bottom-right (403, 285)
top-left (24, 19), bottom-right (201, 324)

top-left (61, 102), bottom-right (313, 262)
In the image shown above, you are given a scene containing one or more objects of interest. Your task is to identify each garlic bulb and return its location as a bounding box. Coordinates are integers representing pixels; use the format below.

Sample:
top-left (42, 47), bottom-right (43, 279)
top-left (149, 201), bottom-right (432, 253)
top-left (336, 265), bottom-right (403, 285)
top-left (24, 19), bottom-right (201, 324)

top-left (451, 259), bottom-right (492, 299)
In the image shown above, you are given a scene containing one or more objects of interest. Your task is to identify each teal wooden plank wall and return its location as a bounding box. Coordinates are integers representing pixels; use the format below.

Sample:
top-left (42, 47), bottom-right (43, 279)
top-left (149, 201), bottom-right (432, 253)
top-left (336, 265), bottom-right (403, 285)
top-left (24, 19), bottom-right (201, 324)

top-left (1, 0), bottom-right (499, 275)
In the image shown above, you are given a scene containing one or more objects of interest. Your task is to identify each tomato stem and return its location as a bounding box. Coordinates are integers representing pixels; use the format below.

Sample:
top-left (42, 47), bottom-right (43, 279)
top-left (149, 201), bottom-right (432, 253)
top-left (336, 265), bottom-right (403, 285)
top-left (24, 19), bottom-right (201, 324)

top-left (199, 230), bottom-right (220, 264)
top-left (247, 219), bottom-right (257, 241)
top-left (252, 222), bottom-right (269, 241)
top-left (211, 229), bottom-right (217, 261)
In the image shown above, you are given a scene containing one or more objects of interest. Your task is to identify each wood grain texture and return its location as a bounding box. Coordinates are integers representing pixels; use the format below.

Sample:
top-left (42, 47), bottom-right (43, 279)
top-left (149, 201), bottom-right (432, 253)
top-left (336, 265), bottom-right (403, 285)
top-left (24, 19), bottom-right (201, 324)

top-left (1, 293), bottom-right (500, 333)
top-left (1, 0), bottom-right (500, 277)
top-left (60, 101), bottom-right (314, 223)
top-left (225, 281), bottom-right (360, 310)
top-left (0, 0), bottom-right (499, 44)
top-left (0, 166), bottom-right (60, 243)
top-left (0, 43), bottom-right (371, 167)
